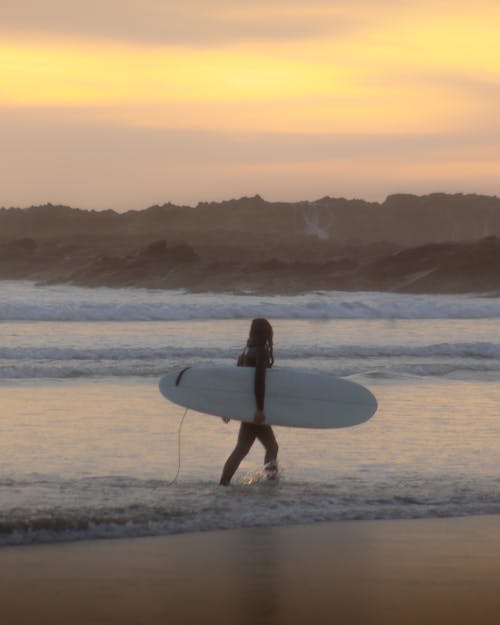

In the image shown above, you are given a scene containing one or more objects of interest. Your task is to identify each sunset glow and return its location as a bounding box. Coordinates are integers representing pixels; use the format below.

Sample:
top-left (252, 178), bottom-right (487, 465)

top-left (1, 1), bottom-right (499, 208)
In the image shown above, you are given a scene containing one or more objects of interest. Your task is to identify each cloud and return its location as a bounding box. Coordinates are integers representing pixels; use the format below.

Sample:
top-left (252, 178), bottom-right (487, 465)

top-left (2, 1), bottom-right (499, 208)
top-left (1, 0), bottom-right (360, 46)
top-left (2, 106), bottom-right (499, 166)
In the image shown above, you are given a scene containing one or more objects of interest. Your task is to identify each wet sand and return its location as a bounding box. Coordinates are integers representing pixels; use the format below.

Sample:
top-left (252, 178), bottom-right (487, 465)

top-left (1, 515), bottom-right (500, 625)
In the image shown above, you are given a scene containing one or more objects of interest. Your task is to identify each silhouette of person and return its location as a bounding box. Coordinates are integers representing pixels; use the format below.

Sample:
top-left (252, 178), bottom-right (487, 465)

top-left (219, 318), bottom-right (279, 485)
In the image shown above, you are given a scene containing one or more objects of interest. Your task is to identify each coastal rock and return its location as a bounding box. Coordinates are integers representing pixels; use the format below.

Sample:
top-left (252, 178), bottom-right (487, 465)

top-left (0, 237), bottom-right (37, 259)
top-left (2, 194), bottom-right (500, 294)
top-left (2, 193), bottom-right (500, 245)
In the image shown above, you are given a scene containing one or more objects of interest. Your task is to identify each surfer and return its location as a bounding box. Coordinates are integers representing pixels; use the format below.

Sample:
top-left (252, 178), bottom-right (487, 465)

top-left (219, 318), bottom-right (279, 485)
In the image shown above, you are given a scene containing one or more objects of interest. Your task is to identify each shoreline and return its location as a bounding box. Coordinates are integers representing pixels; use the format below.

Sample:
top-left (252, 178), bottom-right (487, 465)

top-left (1, 515), bottom-right (500, 624)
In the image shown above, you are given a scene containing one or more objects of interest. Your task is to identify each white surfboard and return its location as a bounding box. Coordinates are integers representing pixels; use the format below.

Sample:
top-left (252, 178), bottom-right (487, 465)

top-left (159, 366), bottom-right (377, 429)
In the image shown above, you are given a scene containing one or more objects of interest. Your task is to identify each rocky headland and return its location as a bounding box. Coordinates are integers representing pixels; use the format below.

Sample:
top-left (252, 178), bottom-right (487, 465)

top-left (1, 193), bottom-right (500, 294)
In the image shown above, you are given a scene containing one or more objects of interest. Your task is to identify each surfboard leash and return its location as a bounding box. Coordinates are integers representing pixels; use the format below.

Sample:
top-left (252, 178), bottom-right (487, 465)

top-left (165, 407), bottom-right (188, 486)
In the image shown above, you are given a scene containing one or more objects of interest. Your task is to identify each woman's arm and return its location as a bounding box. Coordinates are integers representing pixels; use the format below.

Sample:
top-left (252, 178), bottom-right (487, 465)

top-left (253, 346), bottom-right (267, 423)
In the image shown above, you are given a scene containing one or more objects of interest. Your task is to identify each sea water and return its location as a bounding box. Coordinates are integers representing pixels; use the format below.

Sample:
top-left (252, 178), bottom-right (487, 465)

top-left (1, 281), bottom-right (500, 546)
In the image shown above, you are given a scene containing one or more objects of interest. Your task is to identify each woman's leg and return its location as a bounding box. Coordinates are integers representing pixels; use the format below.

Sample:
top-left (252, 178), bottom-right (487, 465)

top-left (219, 423), bottom-right (257, 485)
top-left (256, 425), bottom-right (279, 467)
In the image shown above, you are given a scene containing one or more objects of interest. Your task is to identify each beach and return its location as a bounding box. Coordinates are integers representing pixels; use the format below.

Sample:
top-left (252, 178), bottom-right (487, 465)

top-left (4, 1), bottom-right (500, 620)
top-left (2, 282), bottom-right (500, 623)
top-left (2, 515), bottom-right (500, 625)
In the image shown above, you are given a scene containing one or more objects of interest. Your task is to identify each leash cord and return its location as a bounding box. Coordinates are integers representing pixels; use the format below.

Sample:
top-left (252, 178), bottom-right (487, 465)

top-left (165, 407), bottom-right (188, 486)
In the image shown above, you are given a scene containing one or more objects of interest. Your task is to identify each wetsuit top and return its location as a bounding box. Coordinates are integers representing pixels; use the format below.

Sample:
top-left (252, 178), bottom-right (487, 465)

top-left (237, 341), bottom-right (273, 411)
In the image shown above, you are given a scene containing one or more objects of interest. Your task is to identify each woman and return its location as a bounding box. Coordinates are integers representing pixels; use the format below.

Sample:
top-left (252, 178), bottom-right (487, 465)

top-left (219, 318), bottom-right (279, 485)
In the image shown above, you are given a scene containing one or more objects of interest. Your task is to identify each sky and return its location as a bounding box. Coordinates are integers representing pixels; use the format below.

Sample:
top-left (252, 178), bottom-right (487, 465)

top-left (1, 0), bottom-right (499, 210)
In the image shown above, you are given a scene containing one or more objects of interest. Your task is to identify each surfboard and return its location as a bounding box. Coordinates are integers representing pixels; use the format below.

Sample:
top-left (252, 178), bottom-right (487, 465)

top-left (159, 366), bottom-right (377, 429)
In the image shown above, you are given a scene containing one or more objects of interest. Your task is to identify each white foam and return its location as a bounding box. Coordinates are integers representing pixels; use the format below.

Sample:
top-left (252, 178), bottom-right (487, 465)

top-left (2, 340), bottom-right (500, 379)
top-left (2, 475), bottom-right (500, 547)
top-left (3, 281), bottom-right (500, 321)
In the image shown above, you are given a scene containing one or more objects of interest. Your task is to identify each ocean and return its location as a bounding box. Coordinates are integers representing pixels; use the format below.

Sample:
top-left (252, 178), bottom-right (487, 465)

top-left (1, 280), bottom-right (500, 546)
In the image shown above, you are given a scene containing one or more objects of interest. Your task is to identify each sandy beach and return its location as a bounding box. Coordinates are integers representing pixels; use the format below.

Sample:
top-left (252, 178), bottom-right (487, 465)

top-left (1, 515), bottom-right (499, 625)
top-left (3, 285), bottom-right (500, 624)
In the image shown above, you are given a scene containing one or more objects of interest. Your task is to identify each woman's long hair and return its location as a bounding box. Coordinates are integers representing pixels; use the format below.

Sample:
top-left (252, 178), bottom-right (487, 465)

top-left (248, 318), bottom-right (274, 365)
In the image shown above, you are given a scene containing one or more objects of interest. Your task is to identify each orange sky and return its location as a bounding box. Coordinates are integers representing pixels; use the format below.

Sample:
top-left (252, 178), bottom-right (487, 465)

top-left (1, 0), bottom-right (499, 209)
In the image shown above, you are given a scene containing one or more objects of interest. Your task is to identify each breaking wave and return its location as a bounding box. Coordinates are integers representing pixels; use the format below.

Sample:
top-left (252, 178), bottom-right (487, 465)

top-left (3, 342), bottom-right (500, 379)
top-left (3, 281), bottom-right (500, 321)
